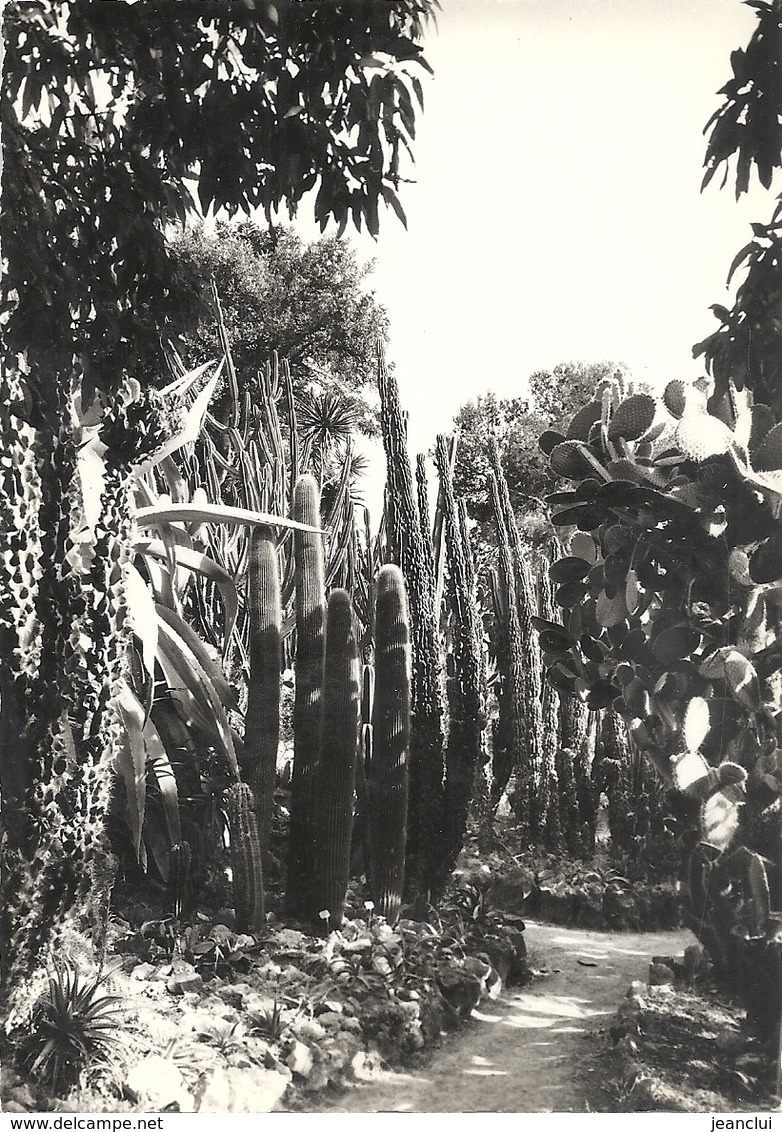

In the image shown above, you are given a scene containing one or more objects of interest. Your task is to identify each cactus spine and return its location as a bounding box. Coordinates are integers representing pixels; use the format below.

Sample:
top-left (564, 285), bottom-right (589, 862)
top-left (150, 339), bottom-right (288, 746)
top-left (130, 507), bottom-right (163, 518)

top-left (367, 565), bottom-right (411, 923)
top-left (315, 589), bottom-right (361, 928)
top-left (288, 474), bottom-right (325, 914)
top-left (227, 782), bottom-right (264, 932)
top-left (245, 524), bottom-right (281, 862)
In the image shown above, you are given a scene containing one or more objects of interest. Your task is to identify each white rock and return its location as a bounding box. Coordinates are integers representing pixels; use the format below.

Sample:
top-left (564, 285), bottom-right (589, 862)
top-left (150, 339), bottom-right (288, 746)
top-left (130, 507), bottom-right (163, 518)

top-left (196, 1066), bottom-right (288, 1113)
top-left (131, 962), bottom-right (156, 981)
top-left (285, 1040), bottom-right (314, 1079)
top-left (317, 1011), bottom-right (343, 1031)
top-left (127, 1055), bottom-right (193, 1112)
top-left (133, 1009), bottom-right (181, 1045)
top-left (272, 928), bottom-right (307, 949)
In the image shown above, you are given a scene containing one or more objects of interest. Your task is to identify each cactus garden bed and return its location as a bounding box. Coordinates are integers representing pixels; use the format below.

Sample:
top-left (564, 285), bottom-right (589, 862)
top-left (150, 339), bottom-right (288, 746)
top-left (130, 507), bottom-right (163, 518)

top-left (1, 880), bottom-right (529, 1114)
top-left (454, 816), bottom-right (683, 934)
top-left (606, 950), bottom-right (777, 1112)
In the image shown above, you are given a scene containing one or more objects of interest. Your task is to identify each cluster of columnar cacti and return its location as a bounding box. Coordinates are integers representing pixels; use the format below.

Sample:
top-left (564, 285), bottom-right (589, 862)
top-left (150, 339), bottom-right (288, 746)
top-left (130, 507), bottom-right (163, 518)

top-left (377, 348), bottom-right (445, 898)
top-left (376, 349), bottom-right (493, 898)
top-left (487, 444), bottom-right (544, 837)
top-left (227, 469), bottom-right (414, 930)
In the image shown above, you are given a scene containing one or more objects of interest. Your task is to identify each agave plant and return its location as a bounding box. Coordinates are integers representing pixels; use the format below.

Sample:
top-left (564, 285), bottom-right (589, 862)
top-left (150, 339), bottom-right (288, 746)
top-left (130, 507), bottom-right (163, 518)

top-left (20, 957), bottom-right (122, 1096)
top-left (76, 349), bottom-right (319, 897)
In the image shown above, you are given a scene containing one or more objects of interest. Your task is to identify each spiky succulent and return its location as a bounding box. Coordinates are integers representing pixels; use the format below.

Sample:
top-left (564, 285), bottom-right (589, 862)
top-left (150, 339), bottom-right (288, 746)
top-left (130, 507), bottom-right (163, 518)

top-left (20, 957), bottom-right (122, 1096)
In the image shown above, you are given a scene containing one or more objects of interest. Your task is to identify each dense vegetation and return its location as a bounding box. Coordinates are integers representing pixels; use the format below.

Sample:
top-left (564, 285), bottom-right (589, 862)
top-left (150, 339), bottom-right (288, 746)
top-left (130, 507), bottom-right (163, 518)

top-left (1, 0), bottom-right (781, 1113)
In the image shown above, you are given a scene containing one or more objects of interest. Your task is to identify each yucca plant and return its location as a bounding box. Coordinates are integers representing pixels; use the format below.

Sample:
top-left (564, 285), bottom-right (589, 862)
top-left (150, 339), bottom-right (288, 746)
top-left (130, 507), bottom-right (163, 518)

top-left (20, 957), bottom-right (122, 1096)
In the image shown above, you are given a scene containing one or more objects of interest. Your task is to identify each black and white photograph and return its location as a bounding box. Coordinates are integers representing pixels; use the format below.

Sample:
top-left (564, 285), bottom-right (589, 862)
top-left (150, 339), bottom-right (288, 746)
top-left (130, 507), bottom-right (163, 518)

top-left (1, 0), bottom-right (781, 1118)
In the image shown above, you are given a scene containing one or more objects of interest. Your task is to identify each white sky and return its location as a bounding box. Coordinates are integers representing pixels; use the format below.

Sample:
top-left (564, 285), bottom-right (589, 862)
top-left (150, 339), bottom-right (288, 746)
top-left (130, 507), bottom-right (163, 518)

top-left (292, 0), bottom-right (773, 514)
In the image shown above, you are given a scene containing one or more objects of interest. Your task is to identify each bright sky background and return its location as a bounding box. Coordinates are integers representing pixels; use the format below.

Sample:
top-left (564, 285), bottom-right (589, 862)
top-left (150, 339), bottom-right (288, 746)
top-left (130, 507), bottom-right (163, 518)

top-left (296, 0), bottom-right (770, 477)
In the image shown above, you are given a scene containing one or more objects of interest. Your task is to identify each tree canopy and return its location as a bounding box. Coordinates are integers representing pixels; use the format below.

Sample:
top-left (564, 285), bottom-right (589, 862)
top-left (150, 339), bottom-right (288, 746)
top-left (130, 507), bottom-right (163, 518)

top-left (694, 0), bottom-right (782, 417)
top-left (1, 0), bottom-right (436, 418)
top-left (167, 222), bottom-right (387, 434)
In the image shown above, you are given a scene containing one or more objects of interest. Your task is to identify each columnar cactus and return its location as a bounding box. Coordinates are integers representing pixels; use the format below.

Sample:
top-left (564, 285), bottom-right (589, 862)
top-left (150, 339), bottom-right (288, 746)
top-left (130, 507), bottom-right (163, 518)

top-left (435, 434), bottom-right (486, 884)
top-left (489, 470), bottom-right (529, 831)
top-left (245, 524), bottom-right (281, 861)
top-left (367, 565), bottom-right (411, 923)
top-left (377, 346), bottom-right (445, 899)
top-left (314, 589), bottom-right (361, 928)
top-left (459, 497), bottom-right (493, 851)
top-left (227, 782), bottom-right (264, 933)
top-left (488, 441), bottom-right (544, 835)
top-left (2, 359), bottom-right (138, 990)
top-left (288, 474), bottom-right (325, 914)
top-left (538, 547), bottom-right (561, 849)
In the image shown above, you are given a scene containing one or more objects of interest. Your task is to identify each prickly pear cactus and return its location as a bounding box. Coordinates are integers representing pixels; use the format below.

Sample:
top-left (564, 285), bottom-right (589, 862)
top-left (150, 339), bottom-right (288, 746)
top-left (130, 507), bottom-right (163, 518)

top-left (539, 373), bottom-right (782, 1021)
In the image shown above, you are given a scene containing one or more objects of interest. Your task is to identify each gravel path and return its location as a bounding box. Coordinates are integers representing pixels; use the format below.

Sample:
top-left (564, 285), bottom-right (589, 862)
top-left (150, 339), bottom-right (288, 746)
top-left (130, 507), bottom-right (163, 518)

top-left (307, 920), bottom-right (694, 1113)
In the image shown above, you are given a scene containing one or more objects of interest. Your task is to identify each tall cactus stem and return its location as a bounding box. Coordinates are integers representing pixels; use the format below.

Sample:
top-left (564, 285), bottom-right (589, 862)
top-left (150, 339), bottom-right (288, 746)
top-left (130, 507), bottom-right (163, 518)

top-left (288, 474), bottom-right (325, 913)
top-left (377, 345), bottom-right (444, 899)
top-left (245, 524), bottom-right (281, 862)
top-left (435, 434), bottom-right (486, 887)
top-left (489, 468), bottom-right (529, 835)
top-left (368, 565), bottom-right (411, 924)
top-left (227, 782), bottom-right (265, 933)
top-left (314, 589), bottom-right (361, 928)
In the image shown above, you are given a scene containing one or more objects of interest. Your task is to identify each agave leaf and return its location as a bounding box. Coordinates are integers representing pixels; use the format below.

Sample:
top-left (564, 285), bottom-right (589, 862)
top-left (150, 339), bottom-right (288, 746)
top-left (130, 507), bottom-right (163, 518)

top-left (158, 357), bottom-right (219, 398)
top-left (135, 502), bottom-right (321, 535)
top-left (155, 609), bottom-right (239, 777)
top-left (146, 737), bottom-right (182, 848)
top-left (155, 602), bottom-right (239, 712)
top-left (136, 539), bottom-right (239, 647)
top-left (125, 564), bottom-right (158, 686)
top-left (132, 371), bottom-right (221, 479)
top-left (114, 681), bottom-right (148, 857)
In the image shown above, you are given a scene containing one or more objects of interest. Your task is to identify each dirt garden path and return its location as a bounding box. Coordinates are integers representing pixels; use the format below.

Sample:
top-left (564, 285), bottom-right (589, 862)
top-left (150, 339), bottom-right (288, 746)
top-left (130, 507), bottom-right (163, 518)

top-left (307, 920), bottom-right (694, 1113)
